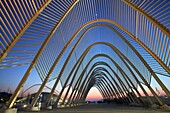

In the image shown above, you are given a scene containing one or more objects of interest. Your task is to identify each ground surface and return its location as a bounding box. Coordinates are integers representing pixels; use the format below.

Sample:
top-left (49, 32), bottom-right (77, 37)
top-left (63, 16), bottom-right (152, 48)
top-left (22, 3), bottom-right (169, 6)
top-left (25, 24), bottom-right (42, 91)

top-left (18, 103), bottom-right (169, 113)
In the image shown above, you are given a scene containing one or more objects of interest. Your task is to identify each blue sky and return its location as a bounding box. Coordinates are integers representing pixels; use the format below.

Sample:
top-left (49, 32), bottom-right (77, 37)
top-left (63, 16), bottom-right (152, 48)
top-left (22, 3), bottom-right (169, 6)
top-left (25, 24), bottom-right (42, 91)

top-left (0, 26), bottom-right (169, 101)
top-left (0, 0), bottom-right (169, 102)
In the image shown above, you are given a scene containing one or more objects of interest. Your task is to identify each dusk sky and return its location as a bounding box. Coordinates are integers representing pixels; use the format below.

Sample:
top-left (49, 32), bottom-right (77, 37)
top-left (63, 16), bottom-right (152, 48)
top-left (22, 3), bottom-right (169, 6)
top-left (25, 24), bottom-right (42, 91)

top-left (0, 24), bottom-right (169, 101)
top-left (0, 0), bottom-right (170, 103)
top-left (0, 50), bottom-right (169, 101)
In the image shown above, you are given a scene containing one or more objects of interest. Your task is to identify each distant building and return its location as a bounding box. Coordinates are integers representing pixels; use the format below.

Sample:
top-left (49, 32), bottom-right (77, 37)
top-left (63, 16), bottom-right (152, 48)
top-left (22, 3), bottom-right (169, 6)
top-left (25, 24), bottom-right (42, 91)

top-left (28, 92), bottom-right (58, 105)
top-left (0, 92), bottom-right (64, 108)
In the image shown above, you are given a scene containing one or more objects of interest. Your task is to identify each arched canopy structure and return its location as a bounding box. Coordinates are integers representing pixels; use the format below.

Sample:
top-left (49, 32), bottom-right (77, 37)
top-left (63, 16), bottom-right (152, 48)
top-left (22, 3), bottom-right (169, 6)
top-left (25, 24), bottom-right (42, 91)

top-left (1, 0), bottom-right (169, 109)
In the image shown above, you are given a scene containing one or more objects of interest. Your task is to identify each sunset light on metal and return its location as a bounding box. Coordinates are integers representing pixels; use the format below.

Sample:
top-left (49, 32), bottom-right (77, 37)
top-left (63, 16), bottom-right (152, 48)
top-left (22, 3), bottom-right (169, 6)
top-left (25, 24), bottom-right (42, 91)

top-left (0, 0), bottom-right (170, 112)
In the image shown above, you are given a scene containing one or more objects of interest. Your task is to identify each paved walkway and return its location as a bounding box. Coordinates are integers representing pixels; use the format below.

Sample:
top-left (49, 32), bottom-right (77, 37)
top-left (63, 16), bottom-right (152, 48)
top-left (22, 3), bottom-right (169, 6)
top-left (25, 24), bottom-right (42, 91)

top-left (18, 103), bottom-right (169, 113)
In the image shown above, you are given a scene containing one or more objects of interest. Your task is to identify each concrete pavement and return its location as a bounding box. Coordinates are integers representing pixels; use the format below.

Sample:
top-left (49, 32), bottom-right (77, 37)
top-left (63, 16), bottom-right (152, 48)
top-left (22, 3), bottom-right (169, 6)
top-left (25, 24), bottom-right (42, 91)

top-left (18, 103), bottom-right (169, 113)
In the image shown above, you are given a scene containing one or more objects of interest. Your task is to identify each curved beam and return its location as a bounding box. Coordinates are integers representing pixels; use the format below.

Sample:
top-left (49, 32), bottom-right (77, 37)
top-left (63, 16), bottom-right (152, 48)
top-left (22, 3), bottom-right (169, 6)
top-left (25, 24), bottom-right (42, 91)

top-left (62, 50), bottom-right (138, 103)
top-left (45, 23), bottom-right (169, 107)
top-left (2, 2), bottom-right (169, 108)
top-left (79, 69), bottom-right (130, 104)
top-left (66, 54), bottom-right (151, 105)
top-left (97, 78), bottom-right (113, 99)
top-left (64, 51), bottom-right (151, 105)
top-left (96, 82), bottom-right (109, 99)
top-left (99, 74), bottom-right (119, 99)
top-left (95, 83), bottom-right (127, 104)
top-left (93, 69), bottom-right (128, 101)
top-left (75, 62), bottom-right (131, 104)
top-left (86, 73), bottom-right (127, 101)
top-left (68, 61), bottom-right (127, 104)
top-left (65, 57), bottom-right (132, 104)
top-left (63, 23), bottom-right (170, 101)
top-left (95, 73), bottom-right (129, 103)
top-left (95, 85), bottom-right (106, 99)
top-left (96, 77), bottom-right (115, 99)
top-left (63, 19), bottom-right (169, 75)
top-left (84, 76), bottom-right (114, 100)
top-left (92, 68), bottom-right (141, 104)
top-left (123, 0), bottom-right (170, 38)
top-left (29, 1), bottom-right (80, 108)
top-left (83, 75), bottom-right (116, 101)
top-left (99, 65), bottom-right (139, 103)
top-left (6, 1), bottom-right (79, 109)
top-left (44, 25), bottom-right (101, 107)
top-left (100, 84), bottom-right (127, 104)
top-left (93, 70), bottom-right (122, 99)
top-left (79, 65), bottom-right (134, 104)
top-left (46, 22), bottom-right (169, 106)
top-left (21, 84), bottom-right (59, 96)
top-left (74, 69), bottom-right (128, 104)
top-left (64, 42), bottom-right (163, 105)
top-left (0, 0), bottom-right (52, 62)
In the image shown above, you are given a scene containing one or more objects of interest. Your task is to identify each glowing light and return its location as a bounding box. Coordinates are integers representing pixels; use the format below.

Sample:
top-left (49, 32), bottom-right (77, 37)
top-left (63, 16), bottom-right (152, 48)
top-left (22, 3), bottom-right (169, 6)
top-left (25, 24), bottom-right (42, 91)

top-left (86, 87), bottom-right (103, 101)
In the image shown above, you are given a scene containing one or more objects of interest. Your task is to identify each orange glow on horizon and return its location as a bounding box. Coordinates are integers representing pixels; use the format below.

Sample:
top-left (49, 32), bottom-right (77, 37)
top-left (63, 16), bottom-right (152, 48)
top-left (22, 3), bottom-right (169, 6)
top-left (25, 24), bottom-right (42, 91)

top-left (86, 87), bottom-right (103, 101)
top-left (137, 84), bottom-right (167, 97)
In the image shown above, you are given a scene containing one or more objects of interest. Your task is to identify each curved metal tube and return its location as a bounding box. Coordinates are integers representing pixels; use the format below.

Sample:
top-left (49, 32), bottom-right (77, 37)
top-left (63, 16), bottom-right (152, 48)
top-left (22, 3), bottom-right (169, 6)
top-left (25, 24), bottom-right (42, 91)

top-left (0, 0), bottom-right (53, 62)
top-left (45, 23), bottom-right (168, 107)
top-left (66, 54), bottom-right (151, 105)
top-left (64, 42), bottom-right (163, 105)
top-left (66, 53), bottom-right (151, 105)
top-left (78, 65), bottom-right (134, 104)
top-left (84, 73), bottom-right (128, 102)
top-left (123, 0), bottom-right (170, 38)
top-left (44, 23), bottom-right (167, 106)
top-left (6, 1), bottom-right (79, 108)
